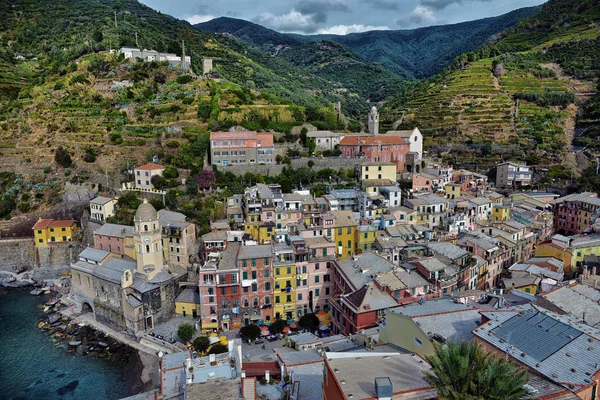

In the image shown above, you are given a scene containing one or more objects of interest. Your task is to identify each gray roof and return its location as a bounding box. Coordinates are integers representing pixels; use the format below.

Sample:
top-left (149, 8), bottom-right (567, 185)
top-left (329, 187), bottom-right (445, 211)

top-left (288, 363), bottom-right (324, 400)
top-left (291, 332), bottom-right (321, 346)
top-left (395, 269), bottom-right (429, 288)
top-left (90, 196), bottom-right (114, 205)
top-left (541, 285), bottom-right (600, 327)
top-left (473, 308), bottom-right (600, 389)
top-left (126, 294), bottom-right (143, 308)
top-left (325, 353), bottom-right (435, 400)
top-left (427, 242), bottom-right (468, 260)
top-left (412, 308), bottom-right (482, 342)
top-left (390, 299), bottom-right (475, 318)
top-left (95, 223), bottom-right (134, 238)
top-left (218, 242), bottom-right (240, 271)
top-left (550, 192), bottom-right (600, 206)
top-left (238, 244), bottom-right (273, 260)
top-left (414, 257), bottom-right (449, 273)
top-left (336, 252), bottom-right (395, 290)
top-left (158, 209), bottom-right (190, 228)
top-left (202, 231), bottom-right (228, 242)
top-left (175, 288), bottom-right (200, 304)
top-left (509, 263), bottom-right (563, 281)
top-left (278, 349), bottom-right (323, 366)
top-left (79, 247), bottom-right (111, 263)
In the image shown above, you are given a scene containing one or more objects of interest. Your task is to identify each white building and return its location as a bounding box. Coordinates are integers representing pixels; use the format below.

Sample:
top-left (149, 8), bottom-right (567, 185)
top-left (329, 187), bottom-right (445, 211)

top-left (89, 196), bottom-right (117, 223)
top-left (385, 127), bottom-right (423, 159)
top-left (306, 131), bottom-right (344, 152)
top-left (134, 163), bottom-right (166, 190)
top-left (119, 47), bottom-right (191, 69)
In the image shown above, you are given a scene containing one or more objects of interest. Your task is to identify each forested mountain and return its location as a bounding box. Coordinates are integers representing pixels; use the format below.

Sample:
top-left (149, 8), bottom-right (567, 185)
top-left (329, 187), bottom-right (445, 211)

top-left (195, 6), bottom-right (541, 80)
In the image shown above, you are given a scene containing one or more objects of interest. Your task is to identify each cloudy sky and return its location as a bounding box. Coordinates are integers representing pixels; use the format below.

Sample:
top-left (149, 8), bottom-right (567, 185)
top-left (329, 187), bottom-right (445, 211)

top-left (142, 0), bottom-right (546, 35)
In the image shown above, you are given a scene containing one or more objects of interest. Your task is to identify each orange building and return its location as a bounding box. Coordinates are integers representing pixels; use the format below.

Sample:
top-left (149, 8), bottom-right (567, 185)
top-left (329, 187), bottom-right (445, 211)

top-left (338, 135), bottom-right (410, 172)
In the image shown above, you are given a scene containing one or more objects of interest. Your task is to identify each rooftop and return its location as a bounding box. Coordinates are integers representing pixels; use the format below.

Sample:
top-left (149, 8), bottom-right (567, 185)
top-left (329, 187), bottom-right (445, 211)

top-left (539, 284), bottom-right (600, 328)
top-left (290, 332), bottom-right (322, 346)
top-left (90, 196), bottom-right (114, 205)
top-left (135, 163), bottom-right (165, 170)
top-left (237, 244), bottom-right (272, 260)
top-left (336, 252), bottom-right (396, 290)
top-left (277, 349), bottom-right (323, 366)
top-left (427, 241), bottom-right (468, 260)
top-left (175, 288), bottom-right (200, 304)
top-left (185, 378), bottom-right (241, 400)
top-left (325, 352), bottom-right (435, 400)
top-left (95, 223), bottom-right (133, 239)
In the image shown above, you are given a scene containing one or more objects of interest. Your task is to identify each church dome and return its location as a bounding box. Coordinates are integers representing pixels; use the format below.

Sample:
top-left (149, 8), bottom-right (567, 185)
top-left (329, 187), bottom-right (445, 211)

top-left (371, 106), bottom-right (377, 111)
top-left (135, 198), bottom-right (158, 222)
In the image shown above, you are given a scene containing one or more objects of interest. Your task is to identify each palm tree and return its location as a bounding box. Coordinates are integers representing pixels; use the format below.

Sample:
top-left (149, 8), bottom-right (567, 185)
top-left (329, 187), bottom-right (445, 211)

top-left (423, 340), bottom-right (530, 400)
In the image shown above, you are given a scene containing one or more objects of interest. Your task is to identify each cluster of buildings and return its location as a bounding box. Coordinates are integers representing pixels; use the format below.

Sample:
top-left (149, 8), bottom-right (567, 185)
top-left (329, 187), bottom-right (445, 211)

top-left (119, 47), bottom-right (191, 70)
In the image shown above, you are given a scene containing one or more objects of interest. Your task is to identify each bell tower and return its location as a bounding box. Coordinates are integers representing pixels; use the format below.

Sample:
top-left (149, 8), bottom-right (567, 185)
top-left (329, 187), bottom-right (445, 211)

top-left (368, 106), bottom-right (379, 136)
top-left (133, 199), bottom-right (164, 280)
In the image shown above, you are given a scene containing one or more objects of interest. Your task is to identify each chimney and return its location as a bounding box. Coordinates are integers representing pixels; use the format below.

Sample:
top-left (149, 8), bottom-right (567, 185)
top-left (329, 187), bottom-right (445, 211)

top-left (375, 377), bottom-right (393, 400)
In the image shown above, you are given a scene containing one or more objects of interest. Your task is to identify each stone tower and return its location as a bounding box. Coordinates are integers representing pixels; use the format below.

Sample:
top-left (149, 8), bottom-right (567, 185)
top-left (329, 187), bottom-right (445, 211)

top-left (368, 106), bottom-right (379, 136)
top-left (133, 199), bottom-right (164, 280)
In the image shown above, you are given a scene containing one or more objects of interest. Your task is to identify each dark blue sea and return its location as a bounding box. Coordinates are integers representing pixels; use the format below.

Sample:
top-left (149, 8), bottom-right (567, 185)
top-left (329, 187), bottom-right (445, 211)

top-left (0, 289), bottom-right (139, 400)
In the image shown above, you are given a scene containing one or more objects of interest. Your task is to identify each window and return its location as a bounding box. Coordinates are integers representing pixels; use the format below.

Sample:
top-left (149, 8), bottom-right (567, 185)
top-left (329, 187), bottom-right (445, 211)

top-left (213, 141), bottom-right (219, 146)
top-left (209, 296), bottom-right (214, 303)
top-left (337, 228), bottom-right (342, 235)
top-left (264, 296), bottom-right (270, 305)
top-left (287, 267), bottom-right (292, 274)
top-left (220, 274), bottom-right (226, 283)
top-left (315, 289), bottom-right (320, 297)
top-left (414, 337), bottom-right (423, 347)
top-left (232, 286), bottom-right (237, 294)
top-left (231, 274), bottom-right (237, 283)
top-left (275, 296), bottom-right (280, 304)
top-left (286, 295), bottom-right (292, 302)
top-left (265, 282), bottom-right (270, 291)
top-left (347, 240), bottom-right (351, 248)
top-left (264, 257), bottom-right (269, 265)
top-left (347, 227), bottom-right (352, 234)
top-left (38, 239), bottom-right (43, 243)
top-left (242, 259), bottom-right (247, 268)
top-left (324, 274), bottom-right (330, 282)
top-left (298, 293), bottom-right (303, 301)
top-left (325, 287), bottom-right (330, 295)
top-left (221, 287), bottom-right (226, 295)
top-left (275, 281), bottom-right (281, 289)
top-left (253, 297), bottom-right (258, 307)
top-left (251, 259), bottom-right (256, 267)
top-left (251, 283), bottom-right (257, 292)
top-left (242, 271), bottom-right (248, 280)
top-left (251, 271), bottom-right (257, 279)
top-left (276, 268), bottom-right (280, 276)
top-left (244, 299), bottom-right (249, 307)
top-left (264, 269), bottom-right (270, 278)
top-left (315, 275), bottom-right (320, 283)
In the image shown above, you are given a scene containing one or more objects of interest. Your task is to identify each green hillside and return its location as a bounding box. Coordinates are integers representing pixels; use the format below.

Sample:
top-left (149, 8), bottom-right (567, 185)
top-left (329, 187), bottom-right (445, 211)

top-left (381, 0), bottom-right (600, 170)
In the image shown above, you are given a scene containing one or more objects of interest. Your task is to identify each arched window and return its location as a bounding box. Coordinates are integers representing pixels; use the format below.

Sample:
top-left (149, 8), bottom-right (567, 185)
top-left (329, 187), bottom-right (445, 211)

top-left (145, 245), bottom-right (150, 253)
top-left (144, 225), bottom-right (148, 232)
top-left (154, 243), bottom-right (158, 252)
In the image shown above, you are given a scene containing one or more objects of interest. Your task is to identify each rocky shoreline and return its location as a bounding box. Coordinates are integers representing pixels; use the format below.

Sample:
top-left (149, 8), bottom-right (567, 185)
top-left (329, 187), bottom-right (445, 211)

top-left (2, 285), bottom-right (150, 398)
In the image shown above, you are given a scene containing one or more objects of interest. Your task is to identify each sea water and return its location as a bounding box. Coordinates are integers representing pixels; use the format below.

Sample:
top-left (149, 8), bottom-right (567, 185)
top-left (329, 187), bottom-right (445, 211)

top-left (0, 290), bottom-right (139, 400)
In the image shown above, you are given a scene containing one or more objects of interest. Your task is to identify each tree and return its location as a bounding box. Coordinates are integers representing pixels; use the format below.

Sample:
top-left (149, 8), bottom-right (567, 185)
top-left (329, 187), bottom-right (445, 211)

top-left (92, 29), bottom-right (103, 42)
top-left (118, 191), bottom-right (141, 209)
top-left (151, 174), bottom-right (168, 190)
top-left (163, 166), bottom-right (179, 180)
top-left (298, 313), bottom-right (319, 332)
top-left (308, 160), bottom-right (315, 169)
top-left (240, 324), bottom-right (261, 341)
top-left (177, 323), bottom-right (196, 342)
top-left (423, 341), bottom-right (529, 400)
top-left (55, 146), bottom-right (72, 168)
top-left (197, 169), bottom-right (216, 190)
top-left (192, 336), bottom-right (210, 354)
top-left (269, 319), bottom-right (287, 335)
top-left (208, 343), bottom-right (228, 354)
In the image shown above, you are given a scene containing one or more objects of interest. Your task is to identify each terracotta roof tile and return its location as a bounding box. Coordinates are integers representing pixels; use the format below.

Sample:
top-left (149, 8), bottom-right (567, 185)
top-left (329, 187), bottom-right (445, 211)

top-left (136, 163), bottom-right (165, 170)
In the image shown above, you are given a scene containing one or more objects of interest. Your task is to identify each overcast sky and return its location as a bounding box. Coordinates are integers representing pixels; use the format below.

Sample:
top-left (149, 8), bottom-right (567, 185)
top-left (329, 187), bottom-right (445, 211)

top-left (141, 0), bottom-right (546, 35)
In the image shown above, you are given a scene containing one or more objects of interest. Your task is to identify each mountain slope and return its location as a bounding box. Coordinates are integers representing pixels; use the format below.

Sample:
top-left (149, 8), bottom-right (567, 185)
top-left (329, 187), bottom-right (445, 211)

top-left (380, 0), bottom-right (600, 171)
top-left (195, 7), bottom-right (540, 80)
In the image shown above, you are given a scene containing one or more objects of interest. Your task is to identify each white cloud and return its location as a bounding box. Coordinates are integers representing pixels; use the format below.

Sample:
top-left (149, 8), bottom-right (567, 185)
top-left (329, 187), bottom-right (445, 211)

top-left (185, 14), bottom-right (216, 25)
top-left (253, 9), bottom-right (319, 33)
top-left (317, 24), bottom-right (390, 35)
top-left (409, 5), bottom-right (437, 25)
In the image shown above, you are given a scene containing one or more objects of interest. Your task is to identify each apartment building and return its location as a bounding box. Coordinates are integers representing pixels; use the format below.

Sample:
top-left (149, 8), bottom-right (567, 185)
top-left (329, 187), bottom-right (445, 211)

top-left (210, 131), bottom-right (274, 166)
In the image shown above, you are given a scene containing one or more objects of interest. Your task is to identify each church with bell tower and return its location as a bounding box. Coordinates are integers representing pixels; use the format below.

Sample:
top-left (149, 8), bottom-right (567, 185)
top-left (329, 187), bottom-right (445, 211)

top-left (133, 198), bottom-right (165, 280)
top-left (368, 106), bottom-right (379, 136)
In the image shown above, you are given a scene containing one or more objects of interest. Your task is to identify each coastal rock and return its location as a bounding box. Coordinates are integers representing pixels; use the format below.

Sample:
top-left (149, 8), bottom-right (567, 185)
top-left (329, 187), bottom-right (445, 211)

top-left (0, 271), bottom-right (35, 287)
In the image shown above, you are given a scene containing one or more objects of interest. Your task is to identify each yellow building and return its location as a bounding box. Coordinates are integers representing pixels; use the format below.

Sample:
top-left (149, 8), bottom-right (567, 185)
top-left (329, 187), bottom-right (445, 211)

top-left (357, 225), bottom-right (377, 252)
top-left (175, 288), bottom-right (201, 318)
top-left (492, 204), bottom-right (510, 222)
top-left (273, 252), bottom-right (296, 321)
top-left (356, 162), bottom-right (397, 182)
top-left (331, 210), bottom-right (358, 259)
top-left (444, 183), bottom-right (461, 199)
top-left (33, 218), bottom-right (77, 247)
top-left (502, 274), bottom-right (541, 295)
top-left (564, 235), bottom-right (600, 276)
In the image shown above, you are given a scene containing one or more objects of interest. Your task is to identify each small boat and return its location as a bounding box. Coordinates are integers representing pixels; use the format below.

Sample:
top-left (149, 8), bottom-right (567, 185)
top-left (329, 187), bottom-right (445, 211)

top-left (30, 288), bottom-right (44, 296)
top-left (98, 341), bottom-right (108, 348)
top-left (48, 314), bottom-right (61, 324)
top-left (37, 322), bottom-right (45, 329)
top-left (46, 298), bottom-right (60, 306)
top-left (69, 341), bottom-right (82, 346)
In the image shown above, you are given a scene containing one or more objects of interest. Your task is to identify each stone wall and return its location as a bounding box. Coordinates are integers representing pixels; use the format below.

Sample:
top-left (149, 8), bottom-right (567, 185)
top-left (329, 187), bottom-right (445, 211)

top-left (0, 238), bottom-right (83, 279)
top-left (213, 156), bottom-right (368, 176)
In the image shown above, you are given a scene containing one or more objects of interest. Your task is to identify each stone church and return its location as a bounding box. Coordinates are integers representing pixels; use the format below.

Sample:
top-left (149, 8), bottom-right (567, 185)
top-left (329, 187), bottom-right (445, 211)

top-left (70, 199), bottom-right (187, 333)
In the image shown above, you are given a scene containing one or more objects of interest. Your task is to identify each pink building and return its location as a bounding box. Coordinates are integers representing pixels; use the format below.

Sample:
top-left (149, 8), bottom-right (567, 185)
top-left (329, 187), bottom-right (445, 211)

top-left (412, 172), bottom-right (443, 193)
top-left (339, 136), bottom-right (410, 172)
top-left (305, 237), bottom-right (336, 313)
top-left (93, 223), bottom-right (134, 258)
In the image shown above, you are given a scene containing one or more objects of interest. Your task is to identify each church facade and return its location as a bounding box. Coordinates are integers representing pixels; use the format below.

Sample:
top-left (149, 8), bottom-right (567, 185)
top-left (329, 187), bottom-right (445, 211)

top-left (70, 199), bottom-right (187, 333)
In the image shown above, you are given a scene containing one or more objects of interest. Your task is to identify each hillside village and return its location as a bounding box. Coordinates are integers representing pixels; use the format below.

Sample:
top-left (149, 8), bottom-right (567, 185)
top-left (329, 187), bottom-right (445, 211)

top-left (2, 0), bottom-right (600, 399)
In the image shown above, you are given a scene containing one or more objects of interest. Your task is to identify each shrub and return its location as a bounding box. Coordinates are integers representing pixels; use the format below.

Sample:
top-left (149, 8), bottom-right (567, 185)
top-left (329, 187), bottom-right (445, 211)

top-left (269, 319), bottom-right (287, 335)
top-left (83, 147), bottom-right (97, 163)
top-left (43, 165), bottom-right (51, 174)
top-left (64, 168), bottom-right (71, 176)
top-left (240, 324), bottom-right (261, 341)
top-left (55, 146), bottom-right (72, 168)
top-left (177, 323), bottom-right (196, 342)
top-left (17, 202), bottom-right (30, 213)
top-left (163, 166), bottom-right (179, 179)
top-left (110, 133), bottom-right (123, 144)
top-left (193, 336), bottom-right (210, 354)
top-left (298, 313), bottom-right (319, 332)
top-left (0, 198), bottom-right (16, 218)
top-left (208, 344), bottom-right (228, 355)
top-left (176, 75), bottom-right (193, 84)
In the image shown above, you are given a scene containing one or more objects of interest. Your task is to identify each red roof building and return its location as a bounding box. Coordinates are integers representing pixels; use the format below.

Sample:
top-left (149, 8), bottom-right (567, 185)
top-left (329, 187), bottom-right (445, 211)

top-left (338, 135), bottom-right (410, 172)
